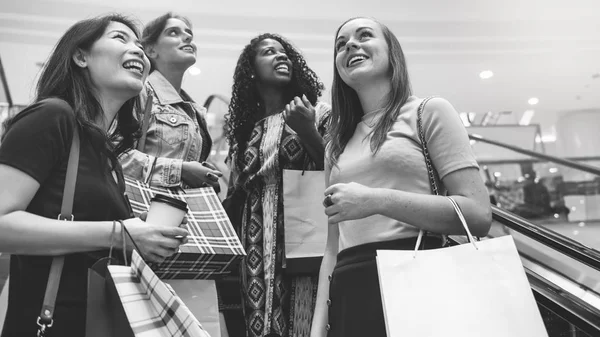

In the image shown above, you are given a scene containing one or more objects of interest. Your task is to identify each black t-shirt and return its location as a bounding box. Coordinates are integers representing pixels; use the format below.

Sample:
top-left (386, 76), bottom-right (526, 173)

top-left (0, 98), bottom-right (130, 337)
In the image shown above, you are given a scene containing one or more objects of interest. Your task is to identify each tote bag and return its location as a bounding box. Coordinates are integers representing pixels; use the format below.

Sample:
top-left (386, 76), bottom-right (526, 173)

top-left (376, 196), bottom-right (548, 337)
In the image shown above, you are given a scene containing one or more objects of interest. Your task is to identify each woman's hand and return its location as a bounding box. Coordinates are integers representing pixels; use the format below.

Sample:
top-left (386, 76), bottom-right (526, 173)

top-left (138, 211), bottom-right (190, 242)
top-left (181, 161), bottom-right (222, 191)
top-left (284, 95), bottom-right (317, 135)
top-left (283, 95), bottom-right (326, 168)
top-left (323, 182), bottom-right (377, 224)
top-left (122, 217), bottom-right (189, 263)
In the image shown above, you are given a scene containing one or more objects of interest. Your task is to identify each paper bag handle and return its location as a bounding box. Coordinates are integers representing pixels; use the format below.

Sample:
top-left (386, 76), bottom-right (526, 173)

top-left (414, 196), bottom-right (479, 257)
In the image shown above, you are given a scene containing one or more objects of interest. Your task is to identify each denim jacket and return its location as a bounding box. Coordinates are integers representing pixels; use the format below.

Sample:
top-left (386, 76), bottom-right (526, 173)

top-left (120, 71), bottom-right (212, 187)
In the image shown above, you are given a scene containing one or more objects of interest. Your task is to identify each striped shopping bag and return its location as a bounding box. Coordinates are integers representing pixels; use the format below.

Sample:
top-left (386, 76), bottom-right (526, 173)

top-left (124, 177), bottom-right (245, 279)
top-left (106, 250), bottom-right (212, 337)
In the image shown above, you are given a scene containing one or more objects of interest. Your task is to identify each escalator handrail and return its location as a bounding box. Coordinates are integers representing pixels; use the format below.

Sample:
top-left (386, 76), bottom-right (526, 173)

top-left (203, 94), bottom-right (230, 109)
top-left (527, 270), bottom-right (600, 336)
top-left (469, 133), bottom-right (600, 177)
top-left (492, 205), bottom-right (600, 271)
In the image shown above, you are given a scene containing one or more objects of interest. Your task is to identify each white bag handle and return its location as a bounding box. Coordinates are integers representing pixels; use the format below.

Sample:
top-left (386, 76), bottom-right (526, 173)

top-left (413, 196), bottom-right (479, 257)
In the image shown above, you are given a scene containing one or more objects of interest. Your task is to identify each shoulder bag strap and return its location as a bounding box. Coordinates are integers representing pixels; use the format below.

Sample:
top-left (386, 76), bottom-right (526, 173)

top-left (416, 96), bottom-right (439, 196)
top-left (37, 126), bottom-right (80, 336)
top-left (414, 96), bottom-right (474, 250)
top-left (414, 96), bottom-right (444, 250)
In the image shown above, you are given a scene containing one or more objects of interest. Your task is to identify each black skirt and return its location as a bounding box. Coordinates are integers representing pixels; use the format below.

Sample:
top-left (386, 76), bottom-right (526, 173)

top-left (327, 235), bottom-right (443, 337)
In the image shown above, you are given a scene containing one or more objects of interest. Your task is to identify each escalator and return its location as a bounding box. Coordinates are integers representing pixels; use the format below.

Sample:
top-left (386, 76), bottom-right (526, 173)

top-left (459, 134), bottom-right (600, 336)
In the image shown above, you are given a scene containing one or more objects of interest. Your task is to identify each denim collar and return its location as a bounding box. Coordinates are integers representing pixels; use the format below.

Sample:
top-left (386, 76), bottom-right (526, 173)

top-left (147, 71), bottom-right (193, 105)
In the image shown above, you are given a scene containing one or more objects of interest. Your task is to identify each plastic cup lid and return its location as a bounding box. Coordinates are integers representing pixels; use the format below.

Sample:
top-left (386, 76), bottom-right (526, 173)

top-left (151, 194), bottom-right (188, 212)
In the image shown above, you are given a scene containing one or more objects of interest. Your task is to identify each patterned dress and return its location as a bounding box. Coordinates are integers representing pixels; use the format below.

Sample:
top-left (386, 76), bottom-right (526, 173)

top-left (229, 103), bottom-right (330, 337)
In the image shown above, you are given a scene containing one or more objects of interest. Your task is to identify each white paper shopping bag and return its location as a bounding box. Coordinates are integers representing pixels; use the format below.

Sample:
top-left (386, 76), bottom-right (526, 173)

top-left (376, 197), bottom-right (548, 337)
top-left (283, 169), bottom-right (327, 274)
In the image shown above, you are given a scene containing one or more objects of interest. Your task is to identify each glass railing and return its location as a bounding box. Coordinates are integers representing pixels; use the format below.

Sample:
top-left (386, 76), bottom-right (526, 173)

top-left (472, 134), bottom-right (600, 253)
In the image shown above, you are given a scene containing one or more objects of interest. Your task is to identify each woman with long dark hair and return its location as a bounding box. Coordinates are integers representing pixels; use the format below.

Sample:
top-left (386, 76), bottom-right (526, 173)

top-left (223, 33), bottom-right (330, 337)
top-left (311, 17), bottom-right (492, 337)
top-left (0, 14), bottom-right (188, 336)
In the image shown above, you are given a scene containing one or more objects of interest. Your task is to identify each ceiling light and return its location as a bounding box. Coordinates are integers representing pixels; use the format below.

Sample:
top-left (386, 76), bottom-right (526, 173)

top-left (188, 66), bottom-right (201, 76)
top-left (479, 70), bottom-right (494, 79)
top-left (528, 97), bottom-right (539, 105)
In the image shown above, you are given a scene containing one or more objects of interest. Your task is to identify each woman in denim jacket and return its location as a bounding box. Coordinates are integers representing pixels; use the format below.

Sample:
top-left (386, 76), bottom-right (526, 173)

top-left (119, 12), bottom-right (222, 189)
top-left (118, 12), bottom-right (225, 337)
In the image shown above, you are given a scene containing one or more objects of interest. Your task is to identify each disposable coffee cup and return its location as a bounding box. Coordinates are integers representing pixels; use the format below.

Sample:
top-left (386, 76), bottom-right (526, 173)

top-left (146, 194), bottom-right (188, 227)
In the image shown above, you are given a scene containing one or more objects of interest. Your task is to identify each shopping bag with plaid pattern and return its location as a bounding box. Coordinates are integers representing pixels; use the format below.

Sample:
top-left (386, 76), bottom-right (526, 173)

top-left (124, 177), bottom-right (245, 279)
top-left (106, 250), bottom-right (212, 337)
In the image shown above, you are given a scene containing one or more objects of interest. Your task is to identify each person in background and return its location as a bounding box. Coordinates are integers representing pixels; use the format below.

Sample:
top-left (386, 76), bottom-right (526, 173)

top-left (0, 14), bottom-right (187, 337)
top-left (223, 33), bottom-right (330, 337)
top-left (311, 17), bottom-right (492, 337)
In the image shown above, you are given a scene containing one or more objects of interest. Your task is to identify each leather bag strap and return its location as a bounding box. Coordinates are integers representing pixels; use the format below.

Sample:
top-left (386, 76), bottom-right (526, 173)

top-left (37, 126), bottom-right (80, 336)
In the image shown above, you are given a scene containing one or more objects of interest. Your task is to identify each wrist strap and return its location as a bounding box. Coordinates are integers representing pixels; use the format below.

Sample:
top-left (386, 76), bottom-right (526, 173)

top-left (38, 126), bottom-right (80, 336)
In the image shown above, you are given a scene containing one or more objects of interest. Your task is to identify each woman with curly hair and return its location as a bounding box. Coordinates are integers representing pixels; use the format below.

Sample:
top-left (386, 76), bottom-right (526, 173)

top-left (222, 33), bottom-right (330, 337)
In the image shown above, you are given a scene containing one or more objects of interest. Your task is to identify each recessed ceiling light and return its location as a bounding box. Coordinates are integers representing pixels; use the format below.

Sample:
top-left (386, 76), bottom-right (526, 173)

top-left (528, 97), bottom-right (539, 105)
top-left (479, 70), bottom-right (494, 79)
top-left (188, 66), bottom-right (201, 76)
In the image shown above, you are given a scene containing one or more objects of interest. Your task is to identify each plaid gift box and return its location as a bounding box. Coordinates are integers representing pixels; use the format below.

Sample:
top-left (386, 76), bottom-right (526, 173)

top-left (124, 177), bottom-right (245, 279)
top-left (107, 250), bottom-right (212, 337)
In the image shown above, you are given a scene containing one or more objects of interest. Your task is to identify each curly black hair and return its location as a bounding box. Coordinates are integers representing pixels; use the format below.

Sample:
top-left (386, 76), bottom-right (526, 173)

top-left (224, 33), bottom-right (325, 167)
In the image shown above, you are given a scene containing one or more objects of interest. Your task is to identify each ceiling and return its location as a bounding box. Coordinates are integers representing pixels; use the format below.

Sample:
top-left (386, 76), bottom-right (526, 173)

top-left (1, 0), bottom-right (600, 139)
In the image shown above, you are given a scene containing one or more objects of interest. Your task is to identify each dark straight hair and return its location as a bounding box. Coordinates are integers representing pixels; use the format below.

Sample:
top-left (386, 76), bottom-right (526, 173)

top-left (6, 14), bottom-right (143, 168)
top-left (327, 17), bottom-right (412, 168)
top-left (141, 12), bottom-right (192, 73)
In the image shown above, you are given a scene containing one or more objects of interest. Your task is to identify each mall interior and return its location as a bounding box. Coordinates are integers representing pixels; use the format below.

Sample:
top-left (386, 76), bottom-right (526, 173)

top-left (1, 0), bottom-right (600, 336)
